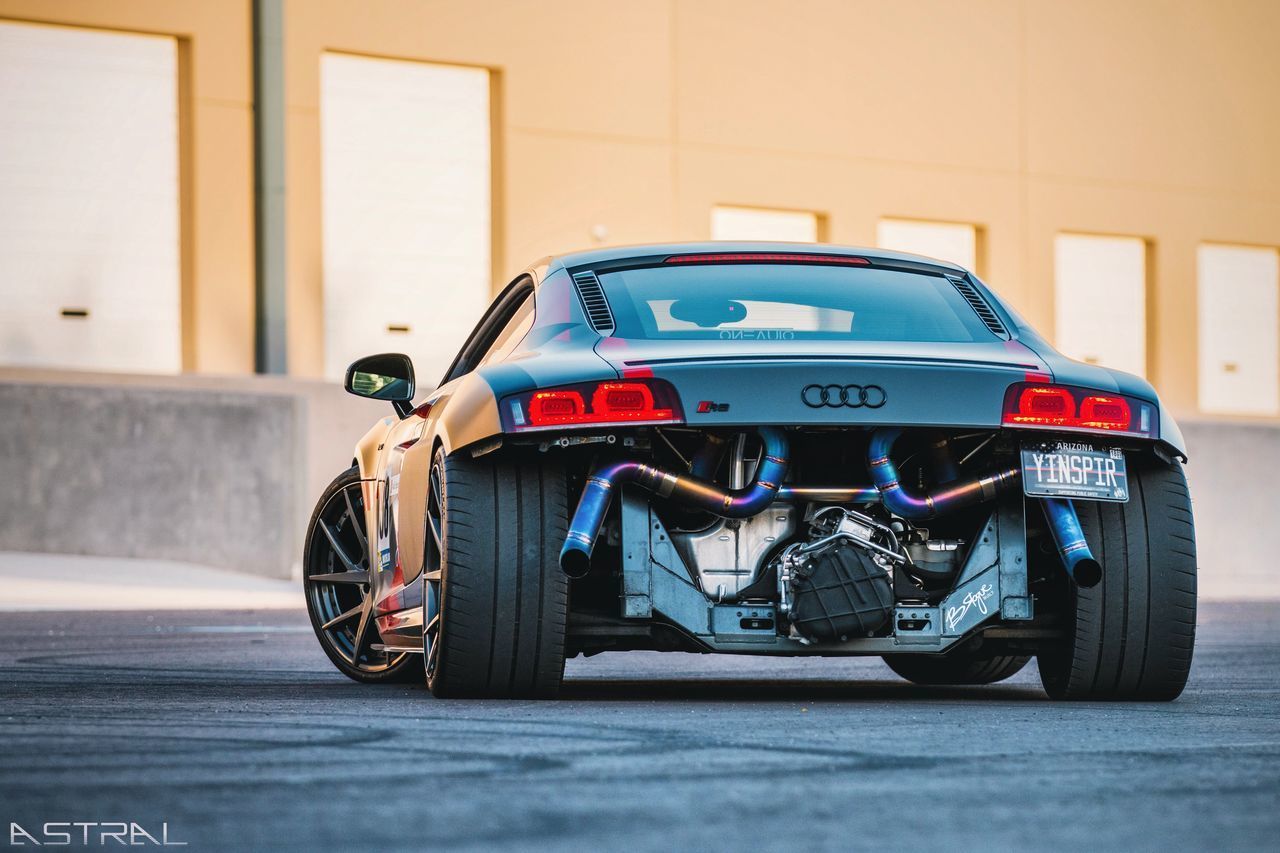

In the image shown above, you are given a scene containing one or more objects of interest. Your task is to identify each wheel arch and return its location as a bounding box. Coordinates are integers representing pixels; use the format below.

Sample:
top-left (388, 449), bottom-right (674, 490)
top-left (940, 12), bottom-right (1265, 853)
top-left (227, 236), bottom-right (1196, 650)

top-left (352, 416), bottom-right (399, 481)
top-left (427, 373), bottom-right (506, 458)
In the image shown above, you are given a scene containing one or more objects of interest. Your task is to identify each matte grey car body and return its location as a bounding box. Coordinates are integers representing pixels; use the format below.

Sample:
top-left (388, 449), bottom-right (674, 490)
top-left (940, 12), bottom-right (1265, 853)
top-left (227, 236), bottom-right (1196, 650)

top-left (302, 242), bottom-right (1197, 701)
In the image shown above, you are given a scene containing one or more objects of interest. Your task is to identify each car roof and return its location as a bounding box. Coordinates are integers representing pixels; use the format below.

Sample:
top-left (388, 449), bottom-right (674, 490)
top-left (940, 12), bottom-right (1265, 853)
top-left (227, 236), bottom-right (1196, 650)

top-left (545, 241), bottom-right (970, 275)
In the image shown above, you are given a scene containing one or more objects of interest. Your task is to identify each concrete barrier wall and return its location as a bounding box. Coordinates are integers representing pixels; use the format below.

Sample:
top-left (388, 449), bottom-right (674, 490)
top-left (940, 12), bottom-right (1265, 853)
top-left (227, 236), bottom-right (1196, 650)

top-left (0, 369), bottom-right (1275, 597)
top-left (0, 382), bottom-right (302, 578)
top-left (1181, 419), bottom-right (1280, 600)
top-left (0, 369), bottom-right (382, 579)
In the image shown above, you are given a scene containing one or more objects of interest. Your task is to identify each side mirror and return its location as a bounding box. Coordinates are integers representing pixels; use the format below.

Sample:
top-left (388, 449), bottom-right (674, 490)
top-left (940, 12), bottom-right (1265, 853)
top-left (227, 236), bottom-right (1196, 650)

top-left (344, 353), bottom-right (416, 418)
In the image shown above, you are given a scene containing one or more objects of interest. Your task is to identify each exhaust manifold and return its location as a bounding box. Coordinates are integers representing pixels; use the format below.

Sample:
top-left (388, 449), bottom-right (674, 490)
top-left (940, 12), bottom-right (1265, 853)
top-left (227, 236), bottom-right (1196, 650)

top-left (559, 427), bottom-right (789, 578)
top-left (559, 426), bottom-right (1100, 587)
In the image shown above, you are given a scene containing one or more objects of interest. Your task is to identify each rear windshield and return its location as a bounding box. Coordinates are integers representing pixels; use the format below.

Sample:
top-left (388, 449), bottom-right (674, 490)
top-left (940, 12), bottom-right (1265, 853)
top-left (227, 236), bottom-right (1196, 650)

top-left (597, 264), bottom-right (995, 342)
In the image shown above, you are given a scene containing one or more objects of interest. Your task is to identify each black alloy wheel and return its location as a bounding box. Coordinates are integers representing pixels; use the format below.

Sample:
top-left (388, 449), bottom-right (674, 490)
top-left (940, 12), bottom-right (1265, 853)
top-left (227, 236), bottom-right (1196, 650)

top-left (304, 466), bottom-right (418, 683)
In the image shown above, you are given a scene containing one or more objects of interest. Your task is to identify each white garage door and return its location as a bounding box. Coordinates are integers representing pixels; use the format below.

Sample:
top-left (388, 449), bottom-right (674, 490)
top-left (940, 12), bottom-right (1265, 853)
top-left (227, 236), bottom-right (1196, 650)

top-left (0, 21), bottom-right (180, 373)
top-left (876, 219), bottom-right (978, 271)
top-left (711, 206), bottom-right (819, 243)
top-left (1054, 234), bottom-right (1147, 378)
top-left (321, 53), bottom-right (491, 384)
top-left (1197, 244), bottom-right (1279, 415)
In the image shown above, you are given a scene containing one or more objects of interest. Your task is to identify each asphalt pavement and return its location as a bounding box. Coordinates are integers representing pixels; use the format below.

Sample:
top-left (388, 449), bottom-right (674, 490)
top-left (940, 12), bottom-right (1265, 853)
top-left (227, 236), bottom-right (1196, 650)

top-left (2, 602), bottom-right (1278, 852)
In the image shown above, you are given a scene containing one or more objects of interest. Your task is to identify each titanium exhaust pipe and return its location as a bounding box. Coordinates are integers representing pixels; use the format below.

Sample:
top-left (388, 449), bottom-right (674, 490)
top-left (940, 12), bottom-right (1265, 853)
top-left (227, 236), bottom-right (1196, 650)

top-left (868, 427), bottom-right (1020, 519)
top-left (868, 428), bottom-right (1100, 586)
top-left (561, 426), bottom-right (1034, 578)
top-left (775, 486), bottom-right (881, 503)
top-left (559, 427), bottom-right (789, 578)
top-left (1039, 498), bottom-right (1103, 588)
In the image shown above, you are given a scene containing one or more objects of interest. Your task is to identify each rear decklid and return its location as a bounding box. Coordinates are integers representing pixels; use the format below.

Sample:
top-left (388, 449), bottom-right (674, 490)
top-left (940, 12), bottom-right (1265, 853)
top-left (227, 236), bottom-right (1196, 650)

top-left (596, 337), bottom-right (1048, 428)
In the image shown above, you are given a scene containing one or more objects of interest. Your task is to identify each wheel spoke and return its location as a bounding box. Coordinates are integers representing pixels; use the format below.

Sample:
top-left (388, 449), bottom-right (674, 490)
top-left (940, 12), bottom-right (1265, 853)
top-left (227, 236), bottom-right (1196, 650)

top-left (318, 520), bottom-right (361, 573)
top-left (428, 466), bottom-right (442, 516)
top-left (423, 569), bottom-right (442, 582)
top-left (427, 514), bottom-right (442, 551)
top-left (424, 612), bottom-right (439, 635)
top-left (349, 604), bottom-right (373, 664)
top-left (310, 570), bottom-right (370, 585)
top-left (343, 486), bottom-right (368, 554)
top-left (321, 602), bottom-right (363, 631)
top-left (426, 630), bottom-right (441, 673)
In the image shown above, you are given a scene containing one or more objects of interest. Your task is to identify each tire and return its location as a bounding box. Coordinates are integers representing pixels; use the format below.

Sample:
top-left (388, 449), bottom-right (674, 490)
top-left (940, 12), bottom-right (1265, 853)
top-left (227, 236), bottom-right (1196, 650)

top-left (883, 652), bottom-right (1030, 685)
top-left (425, 447), bottom-right (570, 698)
top-left (1037, 458), bottom-right (1197, 701)
top-left (304, 466), bottom-right (421, 684)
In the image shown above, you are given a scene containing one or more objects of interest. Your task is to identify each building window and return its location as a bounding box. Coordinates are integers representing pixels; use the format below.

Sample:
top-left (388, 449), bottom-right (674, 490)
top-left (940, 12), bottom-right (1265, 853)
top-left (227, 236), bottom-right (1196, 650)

top-left (1197, 244), bottom-right (1279, 415)
top-left (1053, 234), bottom-right (1148, 378)
top-left (876, 219), bottom-right (979, 272)
top-left (321, 53), bottom-right (492, 382)
top-left (711, 205), bottom-right (821, 242)
top-left (0, 21), bottom-right (181, 373)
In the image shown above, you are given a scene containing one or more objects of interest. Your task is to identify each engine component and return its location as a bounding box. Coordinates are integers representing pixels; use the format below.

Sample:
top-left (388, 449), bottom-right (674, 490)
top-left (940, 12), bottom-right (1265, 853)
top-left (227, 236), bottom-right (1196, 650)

top-left (670, 505), bottom-right (798, 602)
top-left (775, 507), bottom-right (903, 643)
top-left (560, 426), bottom-right (1026, 577)
top-left (868, 427), bottom-right (1020, 519)
top-left (904, 538), bottom-right (966, 581)
top-left (560, 427), bottom-right (788, 577)
top-left (776, 485), bottom-right (881, 503)
top-left (784, 543), bottom-right (894, 642)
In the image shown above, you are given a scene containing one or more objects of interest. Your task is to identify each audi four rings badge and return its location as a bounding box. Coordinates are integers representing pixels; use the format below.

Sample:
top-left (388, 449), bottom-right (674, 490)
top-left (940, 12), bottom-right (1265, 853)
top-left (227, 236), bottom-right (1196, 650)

top-left (801, 384), bottom-right (888, 408)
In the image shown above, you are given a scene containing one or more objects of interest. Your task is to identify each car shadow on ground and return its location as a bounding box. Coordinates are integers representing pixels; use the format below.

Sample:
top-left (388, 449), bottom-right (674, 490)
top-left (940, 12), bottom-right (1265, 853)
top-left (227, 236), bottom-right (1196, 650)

top-left (556, 677), bottom-right (1047, 703)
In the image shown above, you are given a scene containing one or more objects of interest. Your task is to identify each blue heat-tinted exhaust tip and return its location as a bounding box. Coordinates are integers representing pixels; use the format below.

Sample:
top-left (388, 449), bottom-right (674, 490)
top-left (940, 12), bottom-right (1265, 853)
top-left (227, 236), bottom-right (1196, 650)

top-left (559, 539), bottom-right (593, 578)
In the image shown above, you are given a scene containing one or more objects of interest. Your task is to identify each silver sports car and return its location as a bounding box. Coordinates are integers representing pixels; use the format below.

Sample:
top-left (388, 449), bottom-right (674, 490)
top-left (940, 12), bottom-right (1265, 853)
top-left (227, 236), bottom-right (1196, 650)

top-left (304, 243), bottom-right (1196, 700)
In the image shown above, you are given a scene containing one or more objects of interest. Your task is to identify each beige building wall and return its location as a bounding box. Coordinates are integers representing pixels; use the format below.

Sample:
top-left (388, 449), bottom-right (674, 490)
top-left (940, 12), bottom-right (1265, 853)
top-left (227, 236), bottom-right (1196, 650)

top-left (0, 0), bottom-right (256, 374)
top-left (280, 0), bottom-right (1280, 418)
top-left (5, 1), bottom-right (1279, 419)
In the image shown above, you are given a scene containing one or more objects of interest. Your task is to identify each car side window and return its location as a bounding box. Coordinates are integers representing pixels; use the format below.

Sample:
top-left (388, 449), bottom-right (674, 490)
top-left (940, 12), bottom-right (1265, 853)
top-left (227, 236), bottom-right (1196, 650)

top-left (440, 278), bottom-right (535, 384)
top-left (477, 293), bottom-right (535, 368)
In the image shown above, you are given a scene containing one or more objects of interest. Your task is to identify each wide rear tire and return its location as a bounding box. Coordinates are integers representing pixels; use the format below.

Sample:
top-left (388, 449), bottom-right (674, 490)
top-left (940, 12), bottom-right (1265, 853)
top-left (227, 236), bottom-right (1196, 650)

top-left (883, 652), bottom-right (1029, 686)
top-left (1037, 459), bottom-right (1197, 701)
top-left (426, 448), bottom-right (570, 698)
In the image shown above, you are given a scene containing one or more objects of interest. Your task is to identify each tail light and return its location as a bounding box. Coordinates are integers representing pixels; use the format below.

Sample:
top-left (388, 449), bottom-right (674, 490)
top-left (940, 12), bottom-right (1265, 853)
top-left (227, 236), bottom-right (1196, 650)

top-left (502, 379), bottom-right (684, 432)
top-left (1002, 382), bottom-right (1156, 439)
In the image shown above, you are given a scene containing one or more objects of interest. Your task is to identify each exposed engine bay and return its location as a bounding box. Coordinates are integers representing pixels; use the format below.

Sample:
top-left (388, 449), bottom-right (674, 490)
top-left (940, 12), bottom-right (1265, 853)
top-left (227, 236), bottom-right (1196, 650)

top-left (665, 430), bottom-right (976, 645)
top-left (548, 424), bottom-right (1080, 654)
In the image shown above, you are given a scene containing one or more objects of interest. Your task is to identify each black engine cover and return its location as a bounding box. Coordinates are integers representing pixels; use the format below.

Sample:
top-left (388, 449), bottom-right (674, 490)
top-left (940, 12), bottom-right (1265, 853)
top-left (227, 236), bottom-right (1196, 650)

top-left (789, 544), bottom-right (894, 642)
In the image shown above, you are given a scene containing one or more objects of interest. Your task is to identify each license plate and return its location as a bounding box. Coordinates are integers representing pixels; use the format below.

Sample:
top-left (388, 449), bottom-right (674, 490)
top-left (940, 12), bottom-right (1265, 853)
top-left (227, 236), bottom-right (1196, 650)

top-left (1021, 442), bottom-right (1129, 502)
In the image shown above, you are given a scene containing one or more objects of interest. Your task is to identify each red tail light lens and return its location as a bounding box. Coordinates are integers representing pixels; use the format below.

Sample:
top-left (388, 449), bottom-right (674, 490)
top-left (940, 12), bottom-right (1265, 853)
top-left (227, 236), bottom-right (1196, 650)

top-left (592, 382), bottom-right (654, 414)
top-left (1078, 394), bottom-right (1132, 431)
top-left (1002, 382), bottom-right (1156, 439)
top-left (528, 390), bottom-right (585, 424)
top-left (1018, 386), bottom-right (1076, 422)
top-left (503, 379), bottom-right (683, 431)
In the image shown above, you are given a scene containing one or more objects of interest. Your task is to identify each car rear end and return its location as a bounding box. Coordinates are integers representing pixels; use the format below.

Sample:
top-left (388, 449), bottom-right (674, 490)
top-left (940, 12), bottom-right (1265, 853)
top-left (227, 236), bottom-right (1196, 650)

top-left (489, 246), bottom-right (1194, 700)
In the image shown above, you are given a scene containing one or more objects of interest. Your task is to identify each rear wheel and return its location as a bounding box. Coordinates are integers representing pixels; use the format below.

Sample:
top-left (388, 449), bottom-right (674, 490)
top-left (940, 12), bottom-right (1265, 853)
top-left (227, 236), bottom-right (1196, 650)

top-left (424, 448), bottom-right (570, 698)
top-left (883, 651), bottom-right (1029, 685)
top-left (1037, 459), bottom-right (1197, 701)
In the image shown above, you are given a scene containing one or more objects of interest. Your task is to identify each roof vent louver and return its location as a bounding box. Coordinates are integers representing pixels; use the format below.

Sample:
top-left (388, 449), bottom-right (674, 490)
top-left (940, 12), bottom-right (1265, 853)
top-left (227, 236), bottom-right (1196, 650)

top-left (949, 277), bottom-right (1008, 338)
top-left (572, 270), bottom-right (615, 334)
